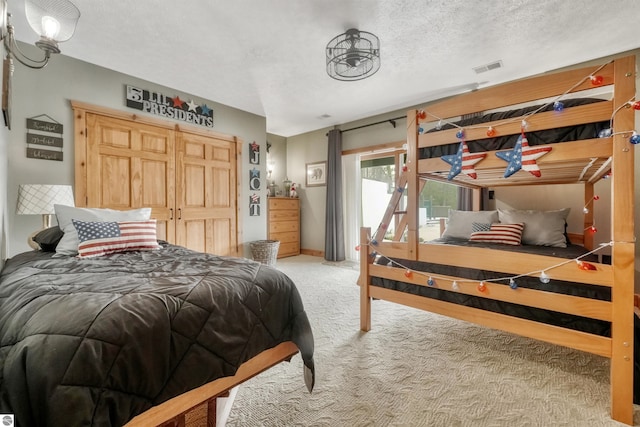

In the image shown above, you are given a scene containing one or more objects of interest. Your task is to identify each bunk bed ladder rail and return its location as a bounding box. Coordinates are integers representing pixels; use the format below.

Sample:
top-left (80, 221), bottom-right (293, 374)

top-left (372, 171), bottom-right (428, 243)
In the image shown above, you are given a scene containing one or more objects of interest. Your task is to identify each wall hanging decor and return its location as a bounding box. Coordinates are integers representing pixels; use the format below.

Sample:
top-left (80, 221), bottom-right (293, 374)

top-left (249, 168), bottom-right (260, 191)
top-left (306, 161), bottom-right (327, 187)
top-left (125, 85), bottom-right (214, 128)
top-left (2, 57), bottom-right (11, 129)
top-left (249, 193), bottom-right (260, 216)
top-left (26, 115), bottom-right (64, 161)
top-left (249, 141), bottom-right (260, 164)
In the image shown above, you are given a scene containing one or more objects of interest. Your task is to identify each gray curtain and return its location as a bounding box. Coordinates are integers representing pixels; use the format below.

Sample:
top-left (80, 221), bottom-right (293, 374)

top-left (457, 187), bottom-right (488, 210)
top-left (457, 187), bottom-right (473, 211)
top-left (324, 129), bottom-right (345, 261)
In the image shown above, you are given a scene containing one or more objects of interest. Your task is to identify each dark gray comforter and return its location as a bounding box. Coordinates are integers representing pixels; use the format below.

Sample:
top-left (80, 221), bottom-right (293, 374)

top-left (0, 243), bottom-right (314, 426)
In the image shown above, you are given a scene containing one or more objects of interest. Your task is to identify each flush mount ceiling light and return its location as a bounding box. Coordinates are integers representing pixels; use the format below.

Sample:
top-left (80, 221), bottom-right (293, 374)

top-left (0, 0), bottom-right (80, 69)
top-left (326, 28), bottom-right (380, 81)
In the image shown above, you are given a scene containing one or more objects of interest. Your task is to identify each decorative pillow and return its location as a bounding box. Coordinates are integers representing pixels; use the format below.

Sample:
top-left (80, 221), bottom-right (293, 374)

top-left (72, 219), bottom-right (160, 258)
top-left (497, 208), bottom-right (570, 247)
top-left (31, 226), bottom-right (65, 252)
top-left (471, 222), bottom-right (491, 233)
top-left (469, 223), bottom-right (524, 246)
top-left (54, 205), bottom-right (152, 255)
top-left (441, 210), bottom-right (499, 240)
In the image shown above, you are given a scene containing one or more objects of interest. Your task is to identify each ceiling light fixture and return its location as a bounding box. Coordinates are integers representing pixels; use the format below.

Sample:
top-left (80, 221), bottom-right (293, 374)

top-left (0, 0), bottom-right (80, 70)
top-left (326, 28), bottom-right (380, 81)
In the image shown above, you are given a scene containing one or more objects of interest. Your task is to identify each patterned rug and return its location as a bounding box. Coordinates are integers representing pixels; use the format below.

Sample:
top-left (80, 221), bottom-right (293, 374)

top-left (187, 255), bottom-right (639, 426)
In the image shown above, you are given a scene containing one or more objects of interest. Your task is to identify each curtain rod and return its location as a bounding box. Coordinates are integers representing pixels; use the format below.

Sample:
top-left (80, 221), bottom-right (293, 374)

top-left (327, 115), bottom-right (407, 136)
top-left (342, 115), bottom-right (406, 133)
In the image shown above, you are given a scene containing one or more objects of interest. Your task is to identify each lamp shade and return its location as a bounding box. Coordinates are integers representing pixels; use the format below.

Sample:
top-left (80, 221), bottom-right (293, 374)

top-left (25, 0), bottom-right (80, 48)
top-left (16, 184), bottom-right (74, 215)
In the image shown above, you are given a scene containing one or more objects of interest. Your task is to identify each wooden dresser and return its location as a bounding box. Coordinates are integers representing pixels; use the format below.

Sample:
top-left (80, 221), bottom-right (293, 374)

top-left (267, 197), bottom-right (300, 258)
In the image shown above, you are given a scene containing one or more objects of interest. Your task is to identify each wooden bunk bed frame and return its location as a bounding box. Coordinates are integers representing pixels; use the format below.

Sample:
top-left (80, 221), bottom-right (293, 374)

top-left (359, 55), bottom-right (636, 424)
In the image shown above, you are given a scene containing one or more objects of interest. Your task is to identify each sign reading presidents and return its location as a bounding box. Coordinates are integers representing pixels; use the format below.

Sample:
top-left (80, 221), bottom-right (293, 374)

top-left (125, 85), bottom-right (214, 128)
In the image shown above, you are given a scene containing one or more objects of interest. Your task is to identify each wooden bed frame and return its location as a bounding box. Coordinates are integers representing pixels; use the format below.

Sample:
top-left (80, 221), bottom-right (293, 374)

top-left (359, 55), bottom-right (636, 424)
top-left (125, 341), bottom-right (300, 426)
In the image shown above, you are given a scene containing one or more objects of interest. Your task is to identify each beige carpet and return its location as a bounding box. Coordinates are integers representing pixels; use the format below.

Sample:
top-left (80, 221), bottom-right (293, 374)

top-left (189, 255), bottom-right (639, 426)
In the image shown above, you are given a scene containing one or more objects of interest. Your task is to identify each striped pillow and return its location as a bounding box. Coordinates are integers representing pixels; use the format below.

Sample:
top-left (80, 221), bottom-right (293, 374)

top-left (469, 223), bottom-right (524, 246)
top-left (72, 219), bottom-right (161, 258)
top-left (471, 222), bottom-right (491, 233)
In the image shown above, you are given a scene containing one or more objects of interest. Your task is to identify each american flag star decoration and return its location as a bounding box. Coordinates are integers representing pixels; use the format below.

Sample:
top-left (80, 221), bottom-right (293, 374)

top-left (440, 140), bottom-right (486, 180)
top-left (495, 132), bottom-right (552, 178)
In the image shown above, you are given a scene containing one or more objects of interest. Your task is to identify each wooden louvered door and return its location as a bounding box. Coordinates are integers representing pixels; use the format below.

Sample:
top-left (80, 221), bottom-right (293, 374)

top-left (175, 130), bottom-right (238, 256)
top-left (74, 102), bottom-right (239, 255)
top-left (83, 112), bottom-right (176, 242)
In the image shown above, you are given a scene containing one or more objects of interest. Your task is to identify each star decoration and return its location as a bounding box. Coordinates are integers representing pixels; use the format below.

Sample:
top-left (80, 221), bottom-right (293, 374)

top-left (172, 96), bottom-right (185, 108)
top-left (495, 133), bottom-right (552, 178)
top-left (186, 99), bottom-right (198, 112)
top-left (440, 140), bottom-right (486, 180)
top-left (200, 104), bottom-right (212, 115)
top-left (250, 141), bottom-right (259, 152)
top-left (250, 168), bottom-right (260, 178)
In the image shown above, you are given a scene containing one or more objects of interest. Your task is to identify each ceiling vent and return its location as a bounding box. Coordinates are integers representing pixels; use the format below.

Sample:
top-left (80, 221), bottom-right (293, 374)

top-left (473, 60), bottom-right (503, 74)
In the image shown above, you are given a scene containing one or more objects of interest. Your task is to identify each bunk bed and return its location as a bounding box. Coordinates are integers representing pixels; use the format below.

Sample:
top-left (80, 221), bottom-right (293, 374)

top-left (358, 55), bottom-right (636, 425)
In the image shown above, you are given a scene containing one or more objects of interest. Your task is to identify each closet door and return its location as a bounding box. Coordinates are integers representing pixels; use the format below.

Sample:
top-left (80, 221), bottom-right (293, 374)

top-left (175, 130), bottom-right (238, 256)
top-left (84, 113), bottom-right (176, 242)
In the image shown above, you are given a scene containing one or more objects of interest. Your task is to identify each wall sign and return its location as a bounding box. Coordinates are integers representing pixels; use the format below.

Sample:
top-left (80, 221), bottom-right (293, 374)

top-left (26, 115), bottom-right (64, 161)
top-left (249, 141), bottom-right (260, 164)
top-left (125, 85), bottom-right (214, 128)
top-left (249, 168), bottom-right (260, 190)
top-left (249, 193), bottom-right (260, 216)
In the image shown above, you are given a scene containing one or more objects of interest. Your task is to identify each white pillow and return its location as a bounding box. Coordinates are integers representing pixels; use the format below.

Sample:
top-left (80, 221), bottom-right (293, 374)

top-left (441, 210), bottom-right (499, 240)
top-left (54, 204), bottom-right (152, 255)
top-left (497, 208), bottom-right (570, 247)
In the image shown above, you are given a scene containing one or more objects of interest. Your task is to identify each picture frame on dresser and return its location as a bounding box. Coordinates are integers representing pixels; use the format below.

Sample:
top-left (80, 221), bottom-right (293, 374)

top-left (305, 161), bottom-right (326, 187)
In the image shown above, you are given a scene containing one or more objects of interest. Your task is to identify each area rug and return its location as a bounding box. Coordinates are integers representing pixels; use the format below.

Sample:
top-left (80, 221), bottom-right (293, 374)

top-left (187, 255), bottom-right (639, 426)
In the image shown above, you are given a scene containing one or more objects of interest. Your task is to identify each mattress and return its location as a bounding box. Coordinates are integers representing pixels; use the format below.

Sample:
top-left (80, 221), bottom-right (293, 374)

top-left (419, 98), bottom-right (609, 158)
top-left (373, 239), bottom-right (609, 336)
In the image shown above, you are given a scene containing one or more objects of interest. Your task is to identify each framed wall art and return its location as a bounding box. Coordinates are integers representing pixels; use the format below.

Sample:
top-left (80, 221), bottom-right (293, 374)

top-left (2, 57), bottom-right (11, 129)
top-left (306, 161), bottom-right (326, 187)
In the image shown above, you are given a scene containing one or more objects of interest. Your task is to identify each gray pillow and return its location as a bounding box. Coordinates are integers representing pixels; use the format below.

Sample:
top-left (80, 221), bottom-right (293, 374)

top-left (497, 208), bottom-right (570, 247)
top-left (54, 204), bottom-right (152, 255)
top-left (441, 210), bottom-right (499, 240)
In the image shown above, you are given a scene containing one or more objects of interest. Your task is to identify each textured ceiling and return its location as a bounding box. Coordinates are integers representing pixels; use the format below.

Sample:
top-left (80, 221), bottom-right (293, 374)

top-left (8, 0), bottom-right (640, 137)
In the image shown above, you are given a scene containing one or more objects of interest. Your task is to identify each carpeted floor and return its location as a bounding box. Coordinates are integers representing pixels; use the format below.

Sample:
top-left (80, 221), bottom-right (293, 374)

top-left (188, 255), bottom-right (639, 426)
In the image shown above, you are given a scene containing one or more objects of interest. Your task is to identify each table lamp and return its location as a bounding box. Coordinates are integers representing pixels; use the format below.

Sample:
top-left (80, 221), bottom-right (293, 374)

top-left (16, 184), bottom-right (75, 248)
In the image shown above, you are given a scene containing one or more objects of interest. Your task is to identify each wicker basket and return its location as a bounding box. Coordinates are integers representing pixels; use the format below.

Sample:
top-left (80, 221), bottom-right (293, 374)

top-left (250, 240), bottom-right (280, 266)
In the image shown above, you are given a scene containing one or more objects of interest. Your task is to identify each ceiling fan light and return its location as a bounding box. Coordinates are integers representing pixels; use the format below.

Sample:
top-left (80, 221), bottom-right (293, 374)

top-left (326, 28), bottom-right (380, 81)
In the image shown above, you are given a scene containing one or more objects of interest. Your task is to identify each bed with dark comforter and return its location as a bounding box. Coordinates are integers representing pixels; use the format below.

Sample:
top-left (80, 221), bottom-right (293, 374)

top-left (374, 239), bottom-right (609, 335)
top-left (372, 238), bottom-right (640, 402)
top-left (0, 242), bottom-right (315, 426)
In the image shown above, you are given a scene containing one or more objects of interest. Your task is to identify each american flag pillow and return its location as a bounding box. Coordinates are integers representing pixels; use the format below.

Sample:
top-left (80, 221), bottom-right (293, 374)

top-left (469, 223), bottom-right (524, 246)
top-left (72, 219), bottom-right (161, 258)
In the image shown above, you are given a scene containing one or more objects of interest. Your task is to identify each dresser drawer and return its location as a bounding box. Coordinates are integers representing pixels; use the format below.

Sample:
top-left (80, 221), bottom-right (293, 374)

top-left (269, 231), bottom-right (299, 244)
top-left (269, 198), bottom-right (299, 210)
top-left (269, 221), bottom-right (299, 233)
top-left (269, 209), bottom-right (300, 221)
top-left (278, 241), bottom-right (300, 258)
